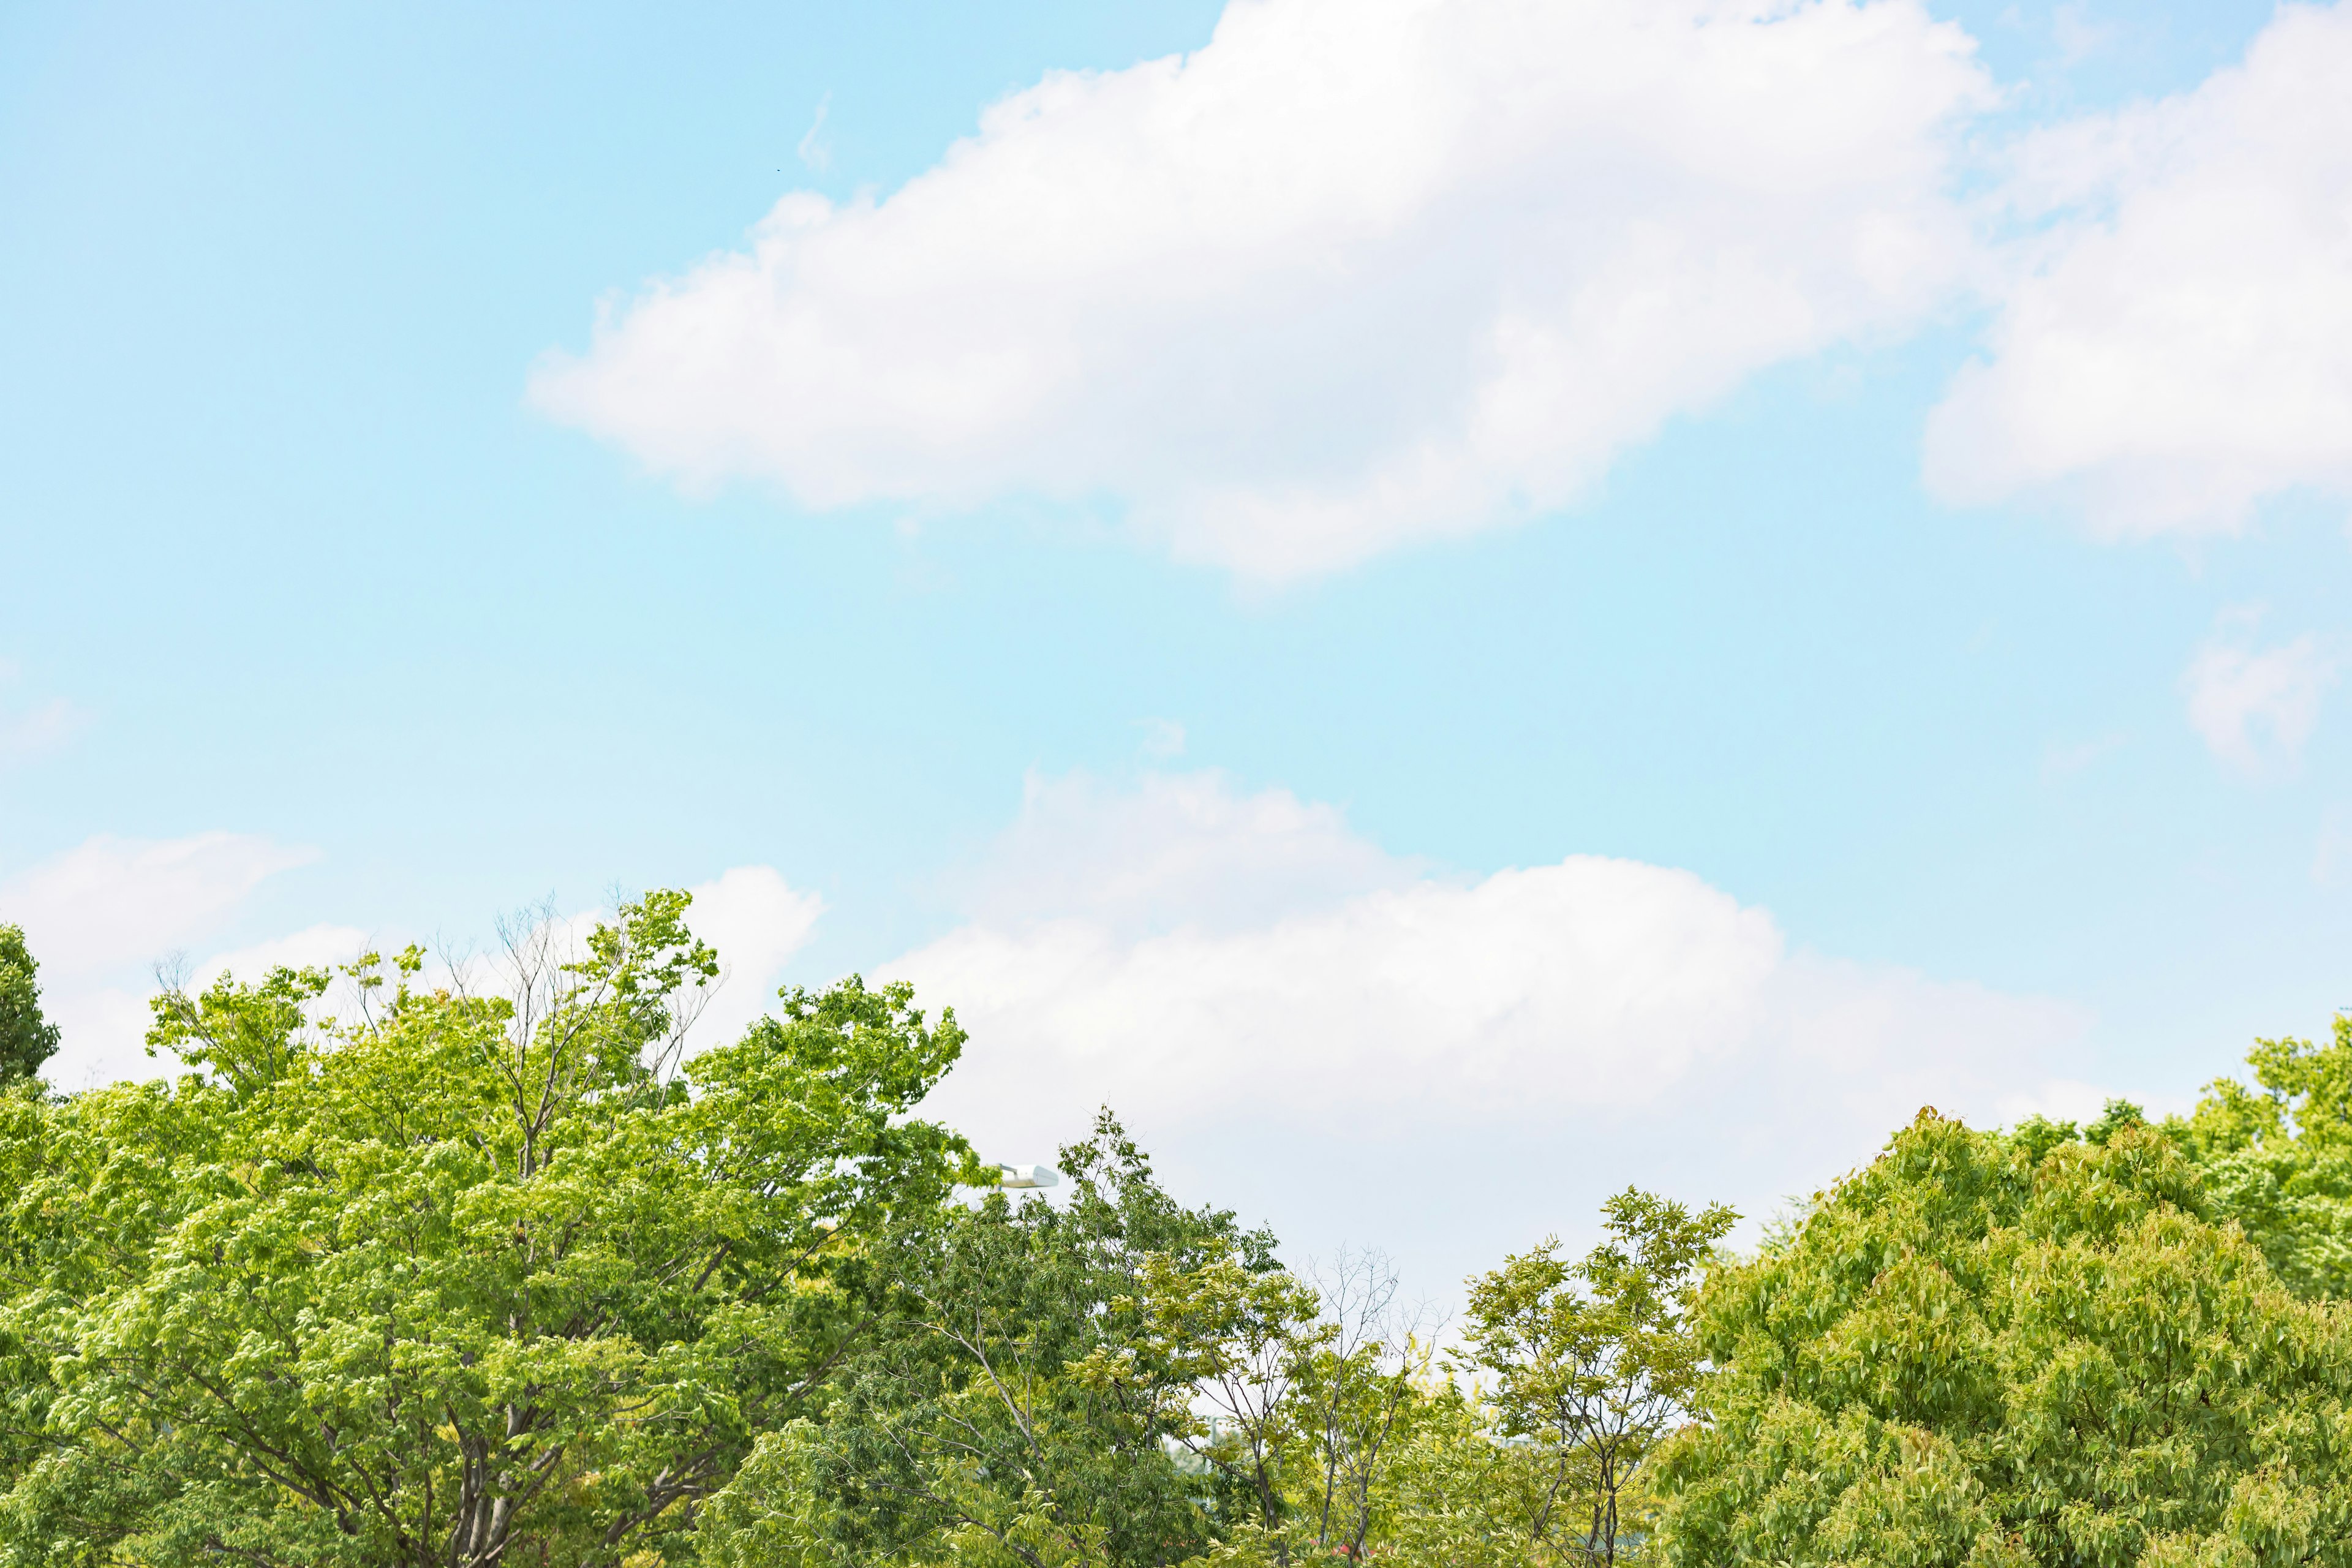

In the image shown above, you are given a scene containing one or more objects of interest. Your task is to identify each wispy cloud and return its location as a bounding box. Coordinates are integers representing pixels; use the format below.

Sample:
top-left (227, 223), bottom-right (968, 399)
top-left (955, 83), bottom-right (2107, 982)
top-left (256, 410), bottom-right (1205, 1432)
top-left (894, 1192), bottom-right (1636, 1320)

top-left (795, 92), bottom-right (832, 173)
top-left (2182, 609), bottom-right (2338, 775)
top-left (0, 696), bottom-right (85, 763)
top-left (1136, 718), bottom-right (1187, 760)
top-left (0, 662), bottom-right (88, 764)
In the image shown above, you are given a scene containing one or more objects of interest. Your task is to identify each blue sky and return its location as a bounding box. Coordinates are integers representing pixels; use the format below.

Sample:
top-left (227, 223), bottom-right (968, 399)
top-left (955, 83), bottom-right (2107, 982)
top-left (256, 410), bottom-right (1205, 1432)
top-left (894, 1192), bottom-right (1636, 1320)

top-left (5, 0), bottom-right (2351, 1297)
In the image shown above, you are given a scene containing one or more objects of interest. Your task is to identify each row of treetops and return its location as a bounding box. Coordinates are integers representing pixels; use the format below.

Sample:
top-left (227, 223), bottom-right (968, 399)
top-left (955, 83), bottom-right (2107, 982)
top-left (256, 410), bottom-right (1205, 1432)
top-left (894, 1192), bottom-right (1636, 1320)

top-left (2, 897), bottom-right (2350, 1566)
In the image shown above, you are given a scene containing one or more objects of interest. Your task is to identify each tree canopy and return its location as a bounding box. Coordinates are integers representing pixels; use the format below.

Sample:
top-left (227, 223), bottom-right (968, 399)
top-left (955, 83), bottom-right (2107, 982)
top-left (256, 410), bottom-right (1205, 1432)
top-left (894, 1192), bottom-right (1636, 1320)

top-left (1655, 1109), bottom-right (2352, 1568)
top-left (0, 894), bottom-right (976, 1567)
top-left (12, 885), bottom-right (2352, 1568)
top-left (2167, 1021), bottom-right (2352, 1301)
top-left (0, 924), bottom-right (60, 1084)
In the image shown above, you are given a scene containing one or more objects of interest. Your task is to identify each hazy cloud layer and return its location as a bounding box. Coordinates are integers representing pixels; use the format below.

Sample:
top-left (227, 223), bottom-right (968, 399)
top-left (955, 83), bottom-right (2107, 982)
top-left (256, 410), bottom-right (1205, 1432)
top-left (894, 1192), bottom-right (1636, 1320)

top-left (1, 832), bottom-right (321, 1085)
top-left (534, 0), bottom-right (1989, 579)
top-left (2, 786), bottom-right (2100, 1292)
top-left (884, 771), bottom-right (2091, 1208)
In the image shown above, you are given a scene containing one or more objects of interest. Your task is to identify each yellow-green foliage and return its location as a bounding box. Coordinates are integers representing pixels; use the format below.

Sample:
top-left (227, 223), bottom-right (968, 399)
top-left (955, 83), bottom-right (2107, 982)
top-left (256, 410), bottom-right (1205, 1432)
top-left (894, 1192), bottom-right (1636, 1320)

top-left (1656, 1110), bottom-right (2352, 1568)
top-left (0, 895), bottom-right (976, 1568)
top-left (2174, 1022), bottom-right (2352, 1300)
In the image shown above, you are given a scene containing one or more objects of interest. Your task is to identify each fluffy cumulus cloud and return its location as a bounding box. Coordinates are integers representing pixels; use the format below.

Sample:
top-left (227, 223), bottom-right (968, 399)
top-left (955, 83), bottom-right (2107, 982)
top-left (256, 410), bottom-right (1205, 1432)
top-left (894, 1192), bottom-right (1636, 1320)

top-left (2182, 609), bottom-right (2339, 774)
top-left (1926, 2), bottom-right (2352, 533)
top-left (532, 0), bottom-right (1989, 580)
top-left (884, 771), bottom-right (2090, 1261)
top-left (905, 854), bottom-right (1781, 1121)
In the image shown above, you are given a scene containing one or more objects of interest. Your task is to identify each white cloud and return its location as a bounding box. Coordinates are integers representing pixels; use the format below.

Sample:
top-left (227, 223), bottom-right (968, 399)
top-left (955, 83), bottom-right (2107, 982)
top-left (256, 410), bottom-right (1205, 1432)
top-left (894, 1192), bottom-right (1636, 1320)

top-left (194, 924), bottom-right (374, 990)
top-left (901, 854), bottom-right (1786, 1123)
top-left (532, 0), bottom-right (1989, 581)
top-left (949, 769), bottom-right (1414, 938)
top-left (1924, 2), bottom-right (2352, 535)
top-left (2182, 610), bottom-right (2337, 774)
top-left (679, 865), bottom-right (827, 1047)
top-left (3, 833), bottom-right (318, 981)
top-left (0, 832), bottom-right (321, 1087)
top-left (883, 771), bottom-right (2090, 1272)
top-left (425, 867), bottom-right (826, 1054)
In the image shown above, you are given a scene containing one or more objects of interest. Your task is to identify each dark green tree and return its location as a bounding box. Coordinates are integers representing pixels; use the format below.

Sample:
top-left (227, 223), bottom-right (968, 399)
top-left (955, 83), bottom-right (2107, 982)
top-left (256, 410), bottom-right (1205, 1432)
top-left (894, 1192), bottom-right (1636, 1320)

top-left (0, 925), bottom-right (59, 1084)
top-left (701, 1111), bottom-right (1278, 1568)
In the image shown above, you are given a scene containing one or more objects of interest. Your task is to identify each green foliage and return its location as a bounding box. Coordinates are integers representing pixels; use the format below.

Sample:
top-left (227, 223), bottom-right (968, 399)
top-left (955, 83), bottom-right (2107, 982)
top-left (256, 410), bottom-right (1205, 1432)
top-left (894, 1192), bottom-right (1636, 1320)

top-left (698, 1112), bottom-right (1270, 1568)
top-left (24, 878), bottom-right (2352, 1568)
top-left (1453, 1188), bottom-right (1735, 1566)
top-left (1371, 1373), bottom-right (1529, 1568)
top-left (2170, 1020), bottom-right (2352, 1299)
top-left (1281, 1250), bottom-right (1429, 1560)
top-left (0, 925), bottom-right (61, 1084)
top-left (1654, 1109), bottom-right (2352, 1568)
top-left (0, 891), bottom-right (975, 1568)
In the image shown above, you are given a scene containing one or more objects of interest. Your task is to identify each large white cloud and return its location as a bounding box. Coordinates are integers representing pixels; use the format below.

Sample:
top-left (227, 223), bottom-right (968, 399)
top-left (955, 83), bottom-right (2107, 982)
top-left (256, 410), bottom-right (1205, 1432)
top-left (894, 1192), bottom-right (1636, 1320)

top-left (883, 771), bottom-right (2092, 1278)
top-left (532, 0), bottom-right (1989, 580)
top-left (1925, 2), bottom-right (2352, 533)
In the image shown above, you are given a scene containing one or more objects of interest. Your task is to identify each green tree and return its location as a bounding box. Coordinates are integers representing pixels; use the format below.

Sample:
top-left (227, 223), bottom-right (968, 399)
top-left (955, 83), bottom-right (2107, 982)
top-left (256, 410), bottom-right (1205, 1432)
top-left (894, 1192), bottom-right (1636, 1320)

top-left (2166, 1020), bottom-right (2352, 1298)
top-left (1283, 1250), bottom-right (1428, 1561)
top-left (0, 924), bottom-right (60, 1084)
top-left (699, 1112), bottom-right (1271, 1568)
top-left (0, 891), bottom-right (977, 1568)
top-left (1655, 1109), bottom-right (2352, 1568)
top-left (1453, 1188), bottom-right (1735, 1566)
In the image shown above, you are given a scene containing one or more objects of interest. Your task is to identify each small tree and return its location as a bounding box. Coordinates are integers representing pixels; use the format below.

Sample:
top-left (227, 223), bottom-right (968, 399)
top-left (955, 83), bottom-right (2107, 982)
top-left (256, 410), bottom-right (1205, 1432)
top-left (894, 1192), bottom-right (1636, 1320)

top-left (1286, 1249), bottom-right (1431, 1561)
top-left (0, 924), bottom-right (59, 1084)
top-left (1457, 1188), bottom-right (1735, 1565)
